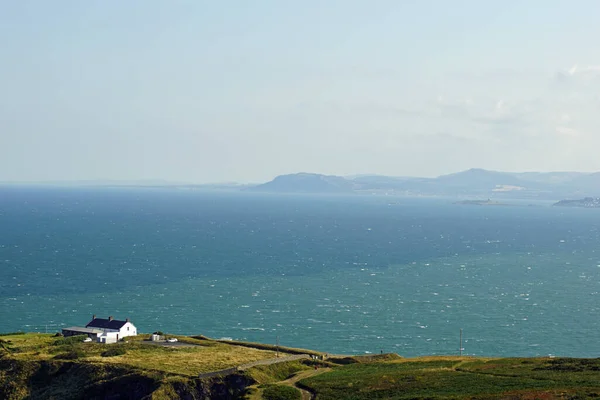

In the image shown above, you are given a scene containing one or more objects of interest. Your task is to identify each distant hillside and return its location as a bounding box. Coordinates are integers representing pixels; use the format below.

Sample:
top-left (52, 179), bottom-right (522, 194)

top-left (436, 168), bottom-right (526, 188)
top-left (248, 173), bottom-right (354, 193)
top-left (238, 169), bottom-right (600, 198)
top-left (515, 171), bottom-right (587, 184)
top-left (349, 169), bottom-right (532, 196)
top-left (554, 197), bottom-right (600, 208)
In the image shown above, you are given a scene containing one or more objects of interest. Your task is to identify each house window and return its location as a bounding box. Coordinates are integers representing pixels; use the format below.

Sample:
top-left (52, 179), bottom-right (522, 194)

top-left (127, 326), bottom-right (130, 331)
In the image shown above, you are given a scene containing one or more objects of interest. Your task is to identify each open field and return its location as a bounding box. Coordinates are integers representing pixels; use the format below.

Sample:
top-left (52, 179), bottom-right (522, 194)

top-left (298, 356), bottom-right (600, 399)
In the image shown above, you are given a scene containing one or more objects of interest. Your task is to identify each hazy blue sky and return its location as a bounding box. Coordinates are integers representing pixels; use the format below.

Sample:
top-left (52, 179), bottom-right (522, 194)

top-left (1, 1), bottom-right (599, 183)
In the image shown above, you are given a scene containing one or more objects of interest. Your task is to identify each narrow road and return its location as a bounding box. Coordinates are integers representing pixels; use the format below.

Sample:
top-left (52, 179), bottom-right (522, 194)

top-left (238, 354), bottom-right (310, 371)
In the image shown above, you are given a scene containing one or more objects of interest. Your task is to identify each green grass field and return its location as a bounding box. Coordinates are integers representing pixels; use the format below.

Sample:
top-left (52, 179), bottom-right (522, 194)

top-left (298, 356), bottom-right (600, 399)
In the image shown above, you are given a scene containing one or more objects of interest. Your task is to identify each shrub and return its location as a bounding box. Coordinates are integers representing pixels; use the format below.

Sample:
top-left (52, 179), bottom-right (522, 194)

top-left (55, 348), bottom-right (85, 360)
top-left (53, 335), bottom-right (88, 346)
top-left (0, 339), bottom-right (12, 353)
top-left (101, 346), bottom-right (127, 357)
top-left (262, 385), bottom-right (301, 400)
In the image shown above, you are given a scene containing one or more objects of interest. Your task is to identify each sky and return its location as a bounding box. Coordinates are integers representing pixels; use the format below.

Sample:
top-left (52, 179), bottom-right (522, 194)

top-left (1, 1), bottom-right (600, 183)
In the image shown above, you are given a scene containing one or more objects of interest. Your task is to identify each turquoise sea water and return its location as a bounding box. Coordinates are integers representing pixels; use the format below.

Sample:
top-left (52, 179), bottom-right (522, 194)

top-left (1, 187), bottom-right (600, 357)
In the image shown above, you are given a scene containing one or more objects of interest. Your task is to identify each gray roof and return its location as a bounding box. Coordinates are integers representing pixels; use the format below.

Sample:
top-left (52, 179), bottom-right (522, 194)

top-left (62, 326), bottom-right (104, 334)
top-left (86, 317), bottom-right (128, 330)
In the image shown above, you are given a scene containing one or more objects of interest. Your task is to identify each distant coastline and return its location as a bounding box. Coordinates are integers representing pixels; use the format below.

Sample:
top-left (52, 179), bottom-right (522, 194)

top-left (5, 168), bottom-right (600, 201)
top-left (553, 197), bottom-right (600, 208)
top-left (454, 199), bottom-right (509, 206)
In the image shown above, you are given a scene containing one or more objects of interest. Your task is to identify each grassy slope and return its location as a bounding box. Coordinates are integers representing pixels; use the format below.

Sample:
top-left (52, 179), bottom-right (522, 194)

top-left (242, 360), bottom-right (313, 400)
top-left (299, 356), bottom-right (600, 399)
top-left (2, 333), bottom-right (279, 376)
top-left (0, 333), bottom-right (277, 400)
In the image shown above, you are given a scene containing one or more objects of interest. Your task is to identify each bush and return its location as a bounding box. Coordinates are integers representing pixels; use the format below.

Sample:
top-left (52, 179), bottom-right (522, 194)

top-left (53, 332), bottom-right (63, 337)
top-left (0, 339), bottom-right (12, 353)
top-left (53, 335), bottom-right (88, 346)
top-left (55, 348), bottom-right (85, 360)
top-left (101, 346), bottom-right (127, 357)
top-left (262, 385), bottom-right (301, 400)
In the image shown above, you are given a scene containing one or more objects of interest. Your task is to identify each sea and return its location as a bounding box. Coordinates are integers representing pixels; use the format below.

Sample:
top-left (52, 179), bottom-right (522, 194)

top-left (1, 186), bottom-right (600, 357)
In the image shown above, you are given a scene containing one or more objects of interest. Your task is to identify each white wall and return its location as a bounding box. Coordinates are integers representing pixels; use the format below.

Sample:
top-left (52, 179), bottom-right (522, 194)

top-left (119, 322), bottom-right (137, 338)
top-left (98, 332), bottom-right (118, 344)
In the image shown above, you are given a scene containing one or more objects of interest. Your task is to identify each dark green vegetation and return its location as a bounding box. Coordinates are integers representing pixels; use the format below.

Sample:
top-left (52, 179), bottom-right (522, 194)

top-left (298, 356), bottom-right (600, 399)
top-left (100, 346), bottom-right (127, 357)
top-left (261, 385), bottom-right (301, 400)
top-left (52, 335), bottom-right (89, 347)
top-left (0, 356), bottom-right (252, 400)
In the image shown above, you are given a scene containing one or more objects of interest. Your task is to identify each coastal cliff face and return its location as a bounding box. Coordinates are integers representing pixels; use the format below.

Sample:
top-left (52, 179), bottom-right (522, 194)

top-left (0, 356), bottom-right (252, 400)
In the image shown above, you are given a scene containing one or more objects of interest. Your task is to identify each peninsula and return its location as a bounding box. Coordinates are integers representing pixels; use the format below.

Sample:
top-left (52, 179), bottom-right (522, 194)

top-left (2, 332), bottom-right (600, 399)
top-left (553, 197), bottom-right (600, 208)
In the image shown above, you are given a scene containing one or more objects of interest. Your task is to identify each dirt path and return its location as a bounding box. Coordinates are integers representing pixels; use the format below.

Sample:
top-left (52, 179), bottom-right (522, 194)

top-left (238, 354), bottom-right (310, 371)
top-left (279, 368), bottom-right (331, 400)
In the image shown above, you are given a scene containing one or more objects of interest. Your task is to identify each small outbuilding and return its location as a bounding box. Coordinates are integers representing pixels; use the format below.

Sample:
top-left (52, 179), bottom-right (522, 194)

top-left (62, 326), bottom-right (103, 339)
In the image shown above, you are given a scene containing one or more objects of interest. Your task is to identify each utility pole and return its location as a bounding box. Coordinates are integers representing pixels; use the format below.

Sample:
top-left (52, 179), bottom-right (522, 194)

top-left (459, 329), bottom-right (463, 356)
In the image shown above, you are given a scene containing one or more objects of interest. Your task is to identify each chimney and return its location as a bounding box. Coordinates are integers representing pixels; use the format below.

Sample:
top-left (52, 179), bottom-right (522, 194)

top-left (126, 318), bottom-right (130, 322)
top-left (108, 316), bottom-right (114, 321)
top-left (92, 314), bottom-right (96, 320)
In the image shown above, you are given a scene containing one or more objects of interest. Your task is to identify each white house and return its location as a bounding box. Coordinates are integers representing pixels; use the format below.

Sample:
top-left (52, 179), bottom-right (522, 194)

top-left (62, 315), bottom-right (137, 343)
top-left (85, 315), bottom-right (137, 342)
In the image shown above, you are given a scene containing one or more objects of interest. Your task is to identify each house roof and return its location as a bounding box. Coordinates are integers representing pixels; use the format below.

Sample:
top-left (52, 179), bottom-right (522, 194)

top-left (86, 317), bottom-right (129, 330)
top-left (62, 326), bottom-right (104, 334)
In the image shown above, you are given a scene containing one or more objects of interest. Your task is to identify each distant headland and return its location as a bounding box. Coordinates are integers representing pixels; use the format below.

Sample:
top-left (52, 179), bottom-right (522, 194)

top-left (553, 197), bottom-right (600, 208)
top-left (454, 199), bottom-right (509, 206)
top-left (244, 169), bottom-right (600, 201)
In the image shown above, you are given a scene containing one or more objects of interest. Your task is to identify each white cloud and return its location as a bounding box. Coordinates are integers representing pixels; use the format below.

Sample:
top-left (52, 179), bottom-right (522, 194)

top-left (568, 65), bottom-right (578, 75)
top-left (559, 114), bottom-right (571, 124)
top-left (569, 64), bottom-right (600, 75)
top-left (556, 126), bottom-right (579, 137)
